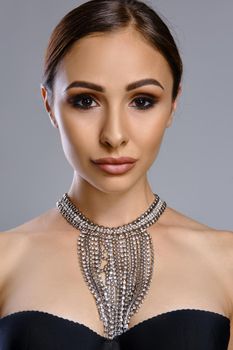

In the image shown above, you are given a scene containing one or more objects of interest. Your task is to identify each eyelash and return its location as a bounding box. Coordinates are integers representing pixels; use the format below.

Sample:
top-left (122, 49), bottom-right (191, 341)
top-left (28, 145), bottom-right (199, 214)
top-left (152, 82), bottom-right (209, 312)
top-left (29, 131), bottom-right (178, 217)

top-left (67, 93), bottom-right (158, 111)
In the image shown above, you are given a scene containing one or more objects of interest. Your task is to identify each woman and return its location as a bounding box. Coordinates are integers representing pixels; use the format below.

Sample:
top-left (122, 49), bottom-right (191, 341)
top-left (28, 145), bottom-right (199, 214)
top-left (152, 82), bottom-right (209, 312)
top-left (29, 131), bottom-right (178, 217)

top-left (0, 0), bottom-right (232, 349)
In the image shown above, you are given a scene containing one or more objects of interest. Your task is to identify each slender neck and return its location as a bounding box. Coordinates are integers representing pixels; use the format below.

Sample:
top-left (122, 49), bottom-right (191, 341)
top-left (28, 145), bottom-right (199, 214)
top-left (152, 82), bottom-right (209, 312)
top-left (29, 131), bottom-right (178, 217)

top-left (67, 171), bottom-right (156, 227)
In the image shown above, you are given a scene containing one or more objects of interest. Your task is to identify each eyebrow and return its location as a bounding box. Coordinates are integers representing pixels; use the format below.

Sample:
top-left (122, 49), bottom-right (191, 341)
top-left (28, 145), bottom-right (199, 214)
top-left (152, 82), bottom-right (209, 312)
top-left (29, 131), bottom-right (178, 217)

top-left (64, 78), bottom-right (164, 93)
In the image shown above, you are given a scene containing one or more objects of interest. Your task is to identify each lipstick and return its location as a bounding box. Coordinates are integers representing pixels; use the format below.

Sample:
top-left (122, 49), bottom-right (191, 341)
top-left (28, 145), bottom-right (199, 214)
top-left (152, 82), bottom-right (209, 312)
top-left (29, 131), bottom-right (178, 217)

top-left (92, 157), bottom-right (137, 175)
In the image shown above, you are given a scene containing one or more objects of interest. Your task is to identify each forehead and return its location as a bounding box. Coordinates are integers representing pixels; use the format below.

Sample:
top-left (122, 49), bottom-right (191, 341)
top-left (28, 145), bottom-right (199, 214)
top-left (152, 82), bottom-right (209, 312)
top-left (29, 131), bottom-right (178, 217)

top-left (55, 28), bottom-right (173, 93)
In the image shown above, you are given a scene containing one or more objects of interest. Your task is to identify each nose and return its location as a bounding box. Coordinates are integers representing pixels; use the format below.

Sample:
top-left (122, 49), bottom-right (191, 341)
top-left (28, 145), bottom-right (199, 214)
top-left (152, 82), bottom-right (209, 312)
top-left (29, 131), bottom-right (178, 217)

top-left (100, 107), bottom-right (129, 148)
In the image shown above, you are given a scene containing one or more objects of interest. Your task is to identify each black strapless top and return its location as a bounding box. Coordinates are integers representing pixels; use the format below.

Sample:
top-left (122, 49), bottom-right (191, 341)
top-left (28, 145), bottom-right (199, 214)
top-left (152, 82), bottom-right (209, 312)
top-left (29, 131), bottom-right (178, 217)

top-left (0, 308), bottom-right (230, 349)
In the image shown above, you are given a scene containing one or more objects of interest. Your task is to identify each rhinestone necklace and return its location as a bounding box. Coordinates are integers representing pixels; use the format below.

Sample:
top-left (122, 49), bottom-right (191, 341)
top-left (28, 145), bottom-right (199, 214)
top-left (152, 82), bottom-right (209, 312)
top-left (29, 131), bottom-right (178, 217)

top-left (56, 192), bottom-right (167, 339)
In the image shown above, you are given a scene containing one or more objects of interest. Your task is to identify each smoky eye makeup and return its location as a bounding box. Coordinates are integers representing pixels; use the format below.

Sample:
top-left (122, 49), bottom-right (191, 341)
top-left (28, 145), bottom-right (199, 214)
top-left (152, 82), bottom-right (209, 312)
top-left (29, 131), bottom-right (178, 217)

top-left (65, 91), bottom-right (160, 111)
top-left (131, 93), bottom-right (159, 110)
top-left (66, 93), bottom-right (97, 110)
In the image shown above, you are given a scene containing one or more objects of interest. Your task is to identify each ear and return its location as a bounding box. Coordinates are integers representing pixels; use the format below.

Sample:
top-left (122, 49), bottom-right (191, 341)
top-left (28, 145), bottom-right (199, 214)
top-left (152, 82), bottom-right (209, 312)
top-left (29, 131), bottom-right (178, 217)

top-left (166, 84), bottom-right (182, 128)
top-left (40, 84), bottom-right (59, 129)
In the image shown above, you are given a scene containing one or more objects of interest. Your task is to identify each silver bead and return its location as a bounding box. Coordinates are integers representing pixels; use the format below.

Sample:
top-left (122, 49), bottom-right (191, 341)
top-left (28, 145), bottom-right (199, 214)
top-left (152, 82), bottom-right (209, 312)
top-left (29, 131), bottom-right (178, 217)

top-left (56, 192), bottom-right (167, 339)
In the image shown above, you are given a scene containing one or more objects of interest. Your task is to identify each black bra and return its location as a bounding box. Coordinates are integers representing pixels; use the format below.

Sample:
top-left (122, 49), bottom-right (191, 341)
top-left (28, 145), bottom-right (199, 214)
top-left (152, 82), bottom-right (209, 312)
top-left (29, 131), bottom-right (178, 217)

top-left (0, 308), bottom-right (230, 349)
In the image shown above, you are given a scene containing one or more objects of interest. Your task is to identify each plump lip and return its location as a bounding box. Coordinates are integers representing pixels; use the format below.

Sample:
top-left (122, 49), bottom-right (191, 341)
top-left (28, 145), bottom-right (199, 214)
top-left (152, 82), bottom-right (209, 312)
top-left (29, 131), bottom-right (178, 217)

top-left (93, 162), bottom-right (136, 175)
top-left (92, 157), bottom-right (137, 164)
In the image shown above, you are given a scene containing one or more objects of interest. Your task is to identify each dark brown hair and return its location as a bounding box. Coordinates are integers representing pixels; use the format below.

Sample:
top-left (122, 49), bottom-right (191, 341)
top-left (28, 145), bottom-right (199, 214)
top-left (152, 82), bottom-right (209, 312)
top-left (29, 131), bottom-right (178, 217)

top-left (42, 0), bottom-right (183, 104)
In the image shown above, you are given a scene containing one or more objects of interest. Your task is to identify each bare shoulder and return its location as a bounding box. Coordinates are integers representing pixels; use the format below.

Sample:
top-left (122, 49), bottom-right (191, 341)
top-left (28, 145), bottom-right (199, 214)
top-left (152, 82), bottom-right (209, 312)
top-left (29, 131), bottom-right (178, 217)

top-left (0, 208), bottom-right (66, 313)
top-left (4, 206), bottom-right (74, 236)
top-left (0, 229), bottom-right (29, 272)
top-left (163, 205), bottom-right (233, 254)
top-left (160, 205), bottom-right (233, 280)
top-left (0, 230), bottom-right (29, 308)
top-left (160, 205), bottom-right (213, 231)
top-left (163, 205), bottom-right (233, 312)
top-left (0, 208), bottom-right (58, 275)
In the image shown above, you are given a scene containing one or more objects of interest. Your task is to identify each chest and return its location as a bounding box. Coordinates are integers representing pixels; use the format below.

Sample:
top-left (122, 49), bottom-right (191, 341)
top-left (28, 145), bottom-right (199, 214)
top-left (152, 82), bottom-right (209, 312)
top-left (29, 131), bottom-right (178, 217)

top-left (0, 230), bottom-right (230, 335)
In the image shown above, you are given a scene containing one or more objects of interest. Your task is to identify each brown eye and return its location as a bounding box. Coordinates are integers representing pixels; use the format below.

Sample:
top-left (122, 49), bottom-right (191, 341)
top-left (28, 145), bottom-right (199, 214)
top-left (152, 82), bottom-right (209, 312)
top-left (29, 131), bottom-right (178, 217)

top-left (131, 95), bottom-right (158, 110)
top-left (67, 94), bottom-right (97, 110)
top-left (67, 93), bottom-right (158, 111)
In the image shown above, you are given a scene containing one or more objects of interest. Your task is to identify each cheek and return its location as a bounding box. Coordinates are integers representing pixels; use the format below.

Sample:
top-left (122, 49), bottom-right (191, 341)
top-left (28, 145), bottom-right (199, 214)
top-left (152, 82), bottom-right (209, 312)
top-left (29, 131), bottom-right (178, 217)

top-left (55, 114), bottom-right (90, 168)
top-left (141, 129), bottom-right (165, 164)
top-left (138, 113), bottom-right (168, 148)
top-left (61, 130), bottom-right (89, 164)
top-left (139, 121), bottom-right (165, 141)
top-left (136, 113), bottom-right (169, 168)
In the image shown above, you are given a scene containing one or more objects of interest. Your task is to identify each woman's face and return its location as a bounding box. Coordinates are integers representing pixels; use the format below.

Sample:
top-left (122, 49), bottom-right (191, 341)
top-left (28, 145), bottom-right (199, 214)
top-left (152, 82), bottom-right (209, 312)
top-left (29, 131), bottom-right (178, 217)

top-left (41, 27), bottom-right (181, 193)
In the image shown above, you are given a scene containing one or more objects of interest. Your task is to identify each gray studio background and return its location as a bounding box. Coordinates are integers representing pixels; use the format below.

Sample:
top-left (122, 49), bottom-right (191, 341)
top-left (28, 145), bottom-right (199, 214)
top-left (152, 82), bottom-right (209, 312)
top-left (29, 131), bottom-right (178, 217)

top-left (0, 0), bottom-right (232, 231)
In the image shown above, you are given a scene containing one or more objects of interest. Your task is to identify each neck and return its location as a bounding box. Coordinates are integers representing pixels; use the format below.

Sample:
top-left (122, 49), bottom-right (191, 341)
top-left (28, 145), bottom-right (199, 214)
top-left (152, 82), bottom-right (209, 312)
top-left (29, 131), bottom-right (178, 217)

top-left (67, 172), bottom-right (156, 227)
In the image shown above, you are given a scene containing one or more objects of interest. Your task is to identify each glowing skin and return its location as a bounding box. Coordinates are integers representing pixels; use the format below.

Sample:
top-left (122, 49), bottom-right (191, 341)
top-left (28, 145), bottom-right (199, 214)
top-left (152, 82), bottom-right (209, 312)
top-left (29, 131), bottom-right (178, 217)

top-left (41, 27), bottom-right (182, 227)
